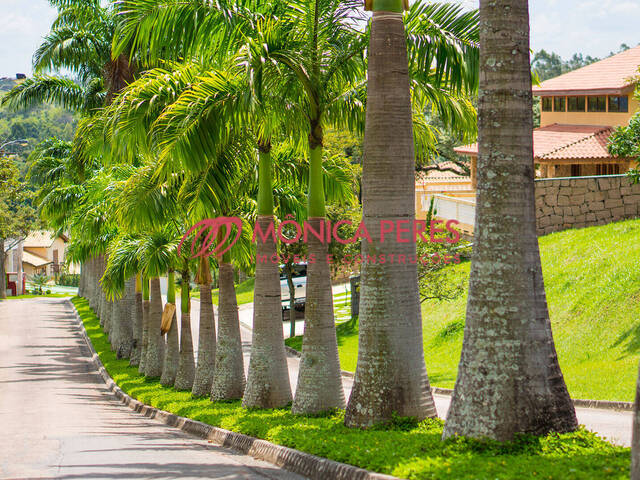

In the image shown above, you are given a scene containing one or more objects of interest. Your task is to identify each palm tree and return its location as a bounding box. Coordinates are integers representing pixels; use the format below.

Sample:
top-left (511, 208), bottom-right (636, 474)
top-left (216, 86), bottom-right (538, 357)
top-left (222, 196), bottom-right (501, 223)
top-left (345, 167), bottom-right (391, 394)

top-left (633, 371), bottom-right (640, 479)
top-left (99, 63), bottom-right (251, 396)
top-left (2, 0), bottom-right (132, 114)
top-left (344, 0), bottom-right (480, 428)
top-left (174, 262), bottom-right (196, 391)
top-left (247, 0), bottom-right (366, 415)
top-left (441, 0), bottom-right (577, 441)
top-left (112, 0), bottom-right (297, 409)
top-left (138, 275), bottom-right (150, 374)
top-left (161, 269), bottom-right (180, 386)
top-left (129, 274), bottom-right (144, 366)
top-left (146, 274), bottom-right (165, 378)
top-left (211, 254), bottom-right (245, 400)
top-left (192, 256), bottom-right (217, 396)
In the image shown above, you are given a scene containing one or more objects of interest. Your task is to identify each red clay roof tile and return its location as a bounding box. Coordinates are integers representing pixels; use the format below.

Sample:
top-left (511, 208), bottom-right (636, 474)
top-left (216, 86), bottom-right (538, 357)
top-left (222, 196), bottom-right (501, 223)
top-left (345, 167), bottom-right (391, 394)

top-left (533, 45), bottom-right (640, 95)
top-left (454, 124), bottom-right (616, 161)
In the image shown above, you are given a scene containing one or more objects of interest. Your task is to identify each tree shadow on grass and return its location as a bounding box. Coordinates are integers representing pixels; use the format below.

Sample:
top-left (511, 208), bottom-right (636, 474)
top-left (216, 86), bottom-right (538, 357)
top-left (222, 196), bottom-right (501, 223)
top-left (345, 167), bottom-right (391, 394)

top-left (612, 323), bottom-right (640, 359)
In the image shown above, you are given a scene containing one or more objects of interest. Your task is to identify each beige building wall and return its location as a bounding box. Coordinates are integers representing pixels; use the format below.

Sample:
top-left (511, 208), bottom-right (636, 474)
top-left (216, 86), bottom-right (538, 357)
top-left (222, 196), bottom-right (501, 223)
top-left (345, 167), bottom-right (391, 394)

top-left (25, 247), bottom-right (48, 258)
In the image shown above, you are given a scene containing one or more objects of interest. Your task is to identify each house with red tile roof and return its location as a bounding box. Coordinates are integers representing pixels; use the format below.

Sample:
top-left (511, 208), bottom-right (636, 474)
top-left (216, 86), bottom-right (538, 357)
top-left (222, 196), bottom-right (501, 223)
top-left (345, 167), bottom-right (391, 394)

top-left (454, 45), bottom-right (640, 181)
top-left (416, 46), bottom-right (640, 233)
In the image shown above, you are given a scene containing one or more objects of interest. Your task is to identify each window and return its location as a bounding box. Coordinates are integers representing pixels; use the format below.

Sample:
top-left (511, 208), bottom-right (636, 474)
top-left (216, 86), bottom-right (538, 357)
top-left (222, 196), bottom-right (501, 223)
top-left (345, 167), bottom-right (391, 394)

top-left (571, 164), bottom-right (582, 177)
top-left (542, 97), bottom-right (552, 112)
top-left (567, 96), bottom-right (586, 112)
top-left (554, 96), bottom-right (566, 112)
top-left (608, 96), bottom-right (629, 113)
top-left (596, 164), bottom-right (620, 175)
top-left (587, 96), bottom-right (607, 112)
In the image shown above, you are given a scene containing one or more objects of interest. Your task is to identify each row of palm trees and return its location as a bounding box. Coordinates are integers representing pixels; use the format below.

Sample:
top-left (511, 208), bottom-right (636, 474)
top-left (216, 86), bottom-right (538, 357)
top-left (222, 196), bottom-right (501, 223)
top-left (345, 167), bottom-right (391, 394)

top-left (6, 0), bottom-right (583, 446)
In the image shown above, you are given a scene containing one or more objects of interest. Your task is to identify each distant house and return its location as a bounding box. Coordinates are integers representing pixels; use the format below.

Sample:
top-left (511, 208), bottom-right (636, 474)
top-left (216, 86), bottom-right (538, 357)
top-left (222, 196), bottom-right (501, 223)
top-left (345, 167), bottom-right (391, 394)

top-left (455, 45), bottom-right (640, 181)
top-left (4, 231), bottom-right (73, 277)
top-left (416, 46), bottom-right (640, 234)
top-left (15, 73), bottom-right (26, 80)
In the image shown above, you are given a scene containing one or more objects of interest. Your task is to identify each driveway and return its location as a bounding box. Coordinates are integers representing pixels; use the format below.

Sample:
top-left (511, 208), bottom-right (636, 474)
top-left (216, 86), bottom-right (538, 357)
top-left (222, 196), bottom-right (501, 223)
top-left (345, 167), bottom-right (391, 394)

top-left (0, 297), bottom-right (305, 480)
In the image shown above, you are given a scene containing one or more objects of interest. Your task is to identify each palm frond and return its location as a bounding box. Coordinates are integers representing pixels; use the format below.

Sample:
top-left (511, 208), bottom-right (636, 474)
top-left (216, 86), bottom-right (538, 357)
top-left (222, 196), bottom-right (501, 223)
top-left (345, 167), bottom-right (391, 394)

top-left (1, 76), bottom-right (100, 113)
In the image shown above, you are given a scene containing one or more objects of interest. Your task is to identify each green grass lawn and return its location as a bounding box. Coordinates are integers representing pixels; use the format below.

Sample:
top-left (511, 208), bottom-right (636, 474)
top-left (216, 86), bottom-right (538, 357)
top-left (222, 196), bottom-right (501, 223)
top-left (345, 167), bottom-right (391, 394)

top-left (72, 296), bottom-right (629, 480)
top-left (288, 219), bottom-right (640, 402)
top-left (1, 292), bottom-right (74, 300)
top-left (180, 277), bottom-right (255, 305)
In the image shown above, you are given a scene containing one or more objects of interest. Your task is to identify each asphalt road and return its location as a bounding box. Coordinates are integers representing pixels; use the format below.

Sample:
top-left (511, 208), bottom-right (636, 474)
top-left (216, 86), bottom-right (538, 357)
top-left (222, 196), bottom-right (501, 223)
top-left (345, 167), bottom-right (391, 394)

top-left (0, 297), bottom-right (305, 480)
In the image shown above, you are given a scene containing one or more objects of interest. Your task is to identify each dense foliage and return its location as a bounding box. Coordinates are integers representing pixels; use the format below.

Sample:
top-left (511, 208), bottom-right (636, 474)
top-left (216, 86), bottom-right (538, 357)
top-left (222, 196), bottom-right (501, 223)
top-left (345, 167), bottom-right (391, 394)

top-left (609, 108), bottom-right (640, 184)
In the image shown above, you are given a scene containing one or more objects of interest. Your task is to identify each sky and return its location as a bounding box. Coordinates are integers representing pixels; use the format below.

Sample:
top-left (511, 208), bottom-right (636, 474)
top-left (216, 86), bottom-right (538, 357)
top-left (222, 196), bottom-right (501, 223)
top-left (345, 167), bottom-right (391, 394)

top-left (0, 0), bottom-right (639, 78)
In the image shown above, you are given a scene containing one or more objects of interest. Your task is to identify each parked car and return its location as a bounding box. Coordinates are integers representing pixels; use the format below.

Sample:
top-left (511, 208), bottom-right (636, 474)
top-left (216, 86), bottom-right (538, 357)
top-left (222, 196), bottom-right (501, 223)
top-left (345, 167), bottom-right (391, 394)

top-left (280, 263), bottom-right (307, 320)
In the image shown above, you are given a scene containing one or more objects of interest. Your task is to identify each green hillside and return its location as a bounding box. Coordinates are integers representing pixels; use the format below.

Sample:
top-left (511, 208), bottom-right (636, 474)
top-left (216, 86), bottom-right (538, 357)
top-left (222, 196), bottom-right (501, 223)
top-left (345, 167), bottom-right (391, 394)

top-left (0, 77), bottom-right (77, 177)
top-left (288, 218), bottom-right (640, 402)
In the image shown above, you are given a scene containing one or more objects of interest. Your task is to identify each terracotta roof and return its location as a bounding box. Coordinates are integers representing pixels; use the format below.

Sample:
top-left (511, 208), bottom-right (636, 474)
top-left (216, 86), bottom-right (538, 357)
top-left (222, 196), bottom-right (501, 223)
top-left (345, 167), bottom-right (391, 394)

top-left (416, 161), bottom-right (470, 184)
top-left (454, 124), bottom-right (616, 161)
top-left (23, 230), bottom-right (66, 248)
top-left (22, 251), bottom-right (51, 268)
top-left (533, 45), bottom-right (640, 96)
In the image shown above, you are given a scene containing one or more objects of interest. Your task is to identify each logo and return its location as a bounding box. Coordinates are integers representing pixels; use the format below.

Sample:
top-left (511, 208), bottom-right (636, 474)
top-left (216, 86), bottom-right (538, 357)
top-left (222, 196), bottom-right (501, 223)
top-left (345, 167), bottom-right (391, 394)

top-left (177, 217), bottom-right (243, 259)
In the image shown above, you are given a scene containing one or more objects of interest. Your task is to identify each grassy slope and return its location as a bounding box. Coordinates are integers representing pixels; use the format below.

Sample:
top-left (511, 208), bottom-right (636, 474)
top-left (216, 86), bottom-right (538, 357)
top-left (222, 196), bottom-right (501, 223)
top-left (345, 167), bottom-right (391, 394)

top-left (73, 296), bottom-right (629, 480)
top-left (288, 219), bottom-right (640, 402)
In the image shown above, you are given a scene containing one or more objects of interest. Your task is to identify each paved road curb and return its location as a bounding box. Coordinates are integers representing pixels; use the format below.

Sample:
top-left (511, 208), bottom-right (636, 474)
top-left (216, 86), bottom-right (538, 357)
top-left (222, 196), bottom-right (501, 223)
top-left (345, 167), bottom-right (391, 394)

top-left (68, 300), bottom-right (400, 480)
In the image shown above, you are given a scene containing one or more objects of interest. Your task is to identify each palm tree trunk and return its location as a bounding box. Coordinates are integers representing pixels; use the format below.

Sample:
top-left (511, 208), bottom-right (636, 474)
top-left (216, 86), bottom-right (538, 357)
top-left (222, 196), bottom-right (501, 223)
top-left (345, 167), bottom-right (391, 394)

top-left (442, 0), bottom-right (577, 441)
top-left (98, 255), bottom-right (107, 326)
top-left (0, 239), bottom-right (6, 299)
top-left (212, 260), bottom-right (245, 401)
top-left (111, 278), bottom-right (135, 359)
top-left (144, 277), bottom-right (164, 378)
top-left (87, 257), bottom-right (96, 309)
top-left (103, 298), bottom-right (113, 334)
top-left (161, 270), bottom-right (180, 386)
top-left (632, 361), bottom-right (640, 480)
top-left (138, 276), bottom-right (150, 374)
top-left (175, 269), bottom-right (195, 391)
top-left (345, 6), bottom-right (436, 427)
top-left (78, 263), bottom-right (85, 298)
top-left (243, 148), bottom-right (292, 408)
top-left (292, 217), bottom-right (345, 414)
top-left (130, 274), bottom-right (143, 366)
top-left (192, 281), bottom-right (216, 397)
top-left (287, 268), bottom-right (296, 338)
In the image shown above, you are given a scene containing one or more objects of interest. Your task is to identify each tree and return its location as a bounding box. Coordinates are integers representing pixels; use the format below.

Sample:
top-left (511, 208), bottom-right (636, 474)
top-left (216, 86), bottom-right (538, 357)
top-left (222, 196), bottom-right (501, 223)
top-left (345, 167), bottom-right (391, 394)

top-left (161, 269), bottom-right (179, 386)
top-left (609, 109), bottom-right (640, 184)
top-left (1, 0), bottom-right (133, 115)
top-left (0, 157), bottom-right (37, 298)
top-left (345, 0), bottom-right (435, 427)
top-left (112, 3), bottom-right (297, 407)
top-left (344, 0), bottom-right (479, 428)
top-left (442, 0), bottom-right (578, 441)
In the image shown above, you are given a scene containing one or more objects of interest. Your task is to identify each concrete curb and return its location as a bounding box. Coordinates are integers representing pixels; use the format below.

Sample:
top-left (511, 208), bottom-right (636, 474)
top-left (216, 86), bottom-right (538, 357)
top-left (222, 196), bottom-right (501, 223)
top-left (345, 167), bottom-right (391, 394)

top-left (68, 300), bottom-right (400, 480)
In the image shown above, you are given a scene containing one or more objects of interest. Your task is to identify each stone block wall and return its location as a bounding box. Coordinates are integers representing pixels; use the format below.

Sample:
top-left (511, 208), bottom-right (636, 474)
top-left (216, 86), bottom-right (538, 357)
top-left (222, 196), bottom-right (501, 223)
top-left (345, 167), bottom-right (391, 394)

top-left (535, 175), bottom-right (640, 235)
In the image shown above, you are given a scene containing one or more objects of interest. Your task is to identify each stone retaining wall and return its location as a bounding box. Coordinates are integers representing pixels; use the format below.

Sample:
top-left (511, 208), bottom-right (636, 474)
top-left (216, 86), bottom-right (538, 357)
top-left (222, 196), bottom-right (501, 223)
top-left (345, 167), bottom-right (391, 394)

top-left (536, 175), bottom-right (640, 235)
